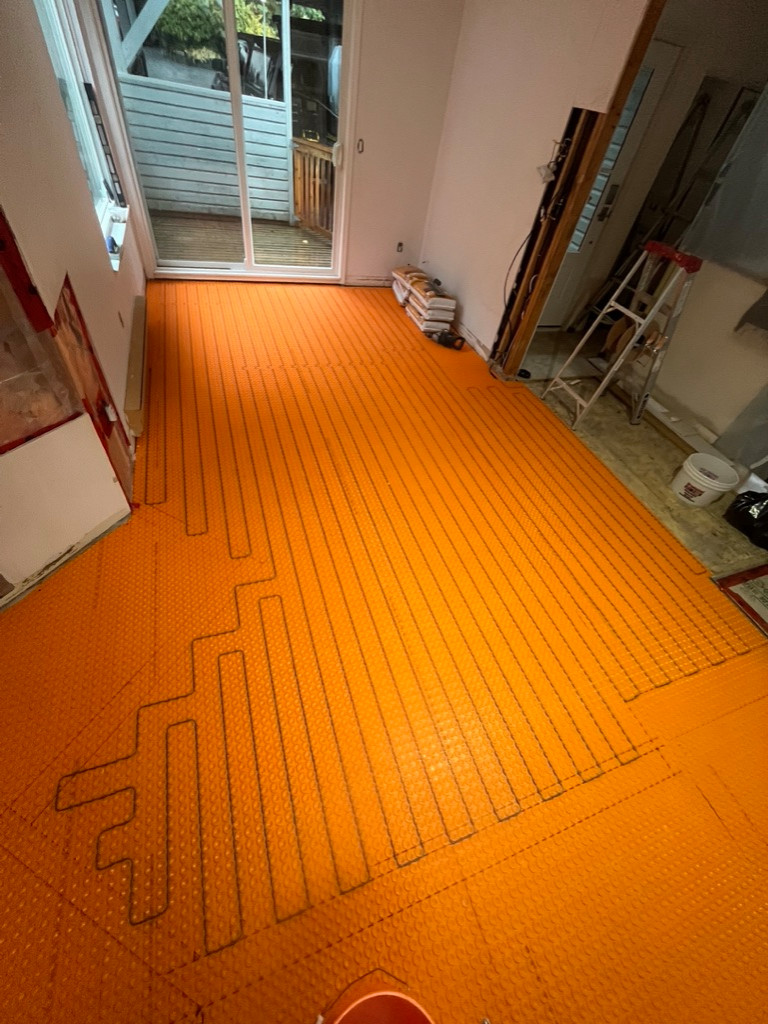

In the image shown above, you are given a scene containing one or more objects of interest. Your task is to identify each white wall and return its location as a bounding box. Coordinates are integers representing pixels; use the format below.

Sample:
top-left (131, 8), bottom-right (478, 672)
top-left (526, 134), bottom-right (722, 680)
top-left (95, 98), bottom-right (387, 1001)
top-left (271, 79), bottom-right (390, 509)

top-left (0, 0), bottom-right (145, 428)
top-left (0, 415), bottom-right (129, 605)
top-left (343, 0), bottom-right (465, 284)
top-left (418, 0), bottom-right (649, 353)
top-left (655, 263), bottom-right (768, 436)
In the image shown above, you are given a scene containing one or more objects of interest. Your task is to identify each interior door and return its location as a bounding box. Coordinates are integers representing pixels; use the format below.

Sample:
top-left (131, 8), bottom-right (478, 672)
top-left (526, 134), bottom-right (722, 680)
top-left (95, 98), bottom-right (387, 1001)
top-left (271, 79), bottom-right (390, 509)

top-left (540, 40), bottom-right (679, 327)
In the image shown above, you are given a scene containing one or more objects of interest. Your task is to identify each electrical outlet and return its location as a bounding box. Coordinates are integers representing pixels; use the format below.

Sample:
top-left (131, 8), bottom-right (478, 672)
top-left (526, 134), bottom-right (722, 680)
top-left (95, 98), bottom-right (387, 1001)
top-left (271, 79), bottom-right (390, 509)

top-left (396, 242), bottom-right (403, 252)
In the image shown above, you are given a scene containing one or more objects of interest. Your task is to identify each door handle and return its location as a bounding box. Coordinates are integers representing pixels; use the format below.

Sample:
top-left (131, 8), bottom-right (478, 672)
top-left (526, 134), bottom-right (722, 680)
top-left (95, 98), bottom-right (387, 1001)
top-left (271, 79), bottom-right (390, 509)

top-left (597, 183), bottom-right (620, 222)
top-left (332, 142), bottom-right (343, 169)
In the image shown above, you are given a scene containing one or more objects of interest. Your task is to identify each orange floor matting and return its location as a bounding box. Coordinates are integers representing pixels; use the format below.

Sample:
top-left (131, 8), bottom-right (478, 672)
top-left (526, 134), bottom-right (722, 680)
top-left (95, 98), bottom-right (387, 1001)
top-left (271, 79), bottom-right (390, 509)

top-left (1, 282), bottom-right (767, 1023)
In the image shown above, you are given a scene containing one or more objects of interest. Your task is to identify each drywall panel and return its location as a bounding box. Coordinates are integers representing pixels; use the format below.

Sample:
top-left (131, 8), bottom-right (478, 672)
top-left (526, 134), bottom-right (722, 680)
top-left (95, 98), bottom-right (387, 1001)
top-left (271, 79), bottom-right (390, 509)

top-left (343, 0), bottom-right (464, 283)
top-left (419, 0), bottom-right (648, 354)
top-left (656, 262), bottom-right (768, 436)
top-left (0, 0), bottom-right (145, 429)
top-left (571, 0), bottom-right (657, 112)
top-left (0, 414), bottom-right (129, 594)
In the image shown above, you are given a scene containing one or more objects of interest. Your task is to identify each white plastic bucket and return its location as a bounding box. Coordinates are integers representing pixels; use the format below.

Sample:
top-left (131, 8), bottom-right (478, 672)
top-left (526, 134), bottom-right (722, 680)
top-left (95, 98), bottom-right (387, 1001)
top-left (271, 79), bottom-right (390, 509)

top-left (671, 452), bottom-right (740, 506)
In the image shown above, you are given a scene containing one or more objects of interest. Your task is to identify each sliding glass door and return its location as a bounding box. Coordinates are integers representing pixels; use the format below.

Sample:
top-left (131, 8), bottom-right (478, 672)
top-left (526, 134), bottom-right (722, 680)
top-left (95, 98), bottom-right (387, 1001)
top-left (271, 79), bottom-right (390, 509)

top-left (99, 0), bottom-right (343, 273)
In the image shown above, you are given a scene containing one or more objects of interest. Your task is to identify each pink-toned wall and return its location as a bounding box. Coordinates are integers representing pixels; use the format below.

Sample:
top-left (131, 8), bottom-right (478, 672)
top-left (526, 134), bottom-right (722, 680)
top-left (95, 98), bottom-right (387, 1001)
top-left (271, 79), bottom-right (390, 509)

top-left (343, 0), bottom-right (465, 284)
top-left (419, 0), bottom-right (649, 353)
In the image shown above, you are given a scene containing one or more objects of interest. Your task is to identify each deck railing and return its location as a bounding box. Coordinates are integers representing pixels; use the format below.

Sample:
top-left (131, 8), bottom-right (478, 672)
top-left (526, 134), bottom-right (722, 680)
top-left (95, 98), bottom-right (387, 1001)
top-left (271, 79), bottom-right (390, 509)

top-left (292, 139), bottom-right (334, 236)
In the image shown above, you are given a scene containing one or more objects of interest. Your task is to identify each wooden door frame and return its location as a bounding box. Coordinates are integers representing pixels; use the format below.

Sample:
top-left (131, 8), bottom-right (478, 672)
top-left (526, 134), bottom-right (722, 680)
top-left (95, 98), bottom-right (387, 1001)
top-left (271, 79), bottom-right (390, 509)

top-left (490, 0), bottom-right (667, 379)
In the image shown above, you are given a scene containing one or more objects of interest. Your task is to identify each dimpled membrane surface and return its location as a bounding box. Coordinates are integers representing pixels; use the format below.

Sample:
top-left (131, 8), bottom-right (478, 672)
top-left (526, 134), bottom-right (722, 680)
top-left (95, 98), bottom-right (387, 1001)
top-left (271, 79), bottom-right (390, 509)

top-left (0, 282), bottom-right (766, 1023)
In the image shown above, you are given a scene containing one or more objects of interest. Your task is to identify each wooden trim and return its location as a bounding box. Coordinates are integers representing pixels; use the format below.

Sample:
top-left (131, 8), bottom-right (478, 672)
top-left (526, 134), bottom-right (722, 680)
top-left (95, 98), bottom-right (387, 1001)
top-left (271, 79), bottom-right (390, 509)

top-left (494, 0), bottom-right (667, 378)
top-left (493, 108), bottom-right (597, 374)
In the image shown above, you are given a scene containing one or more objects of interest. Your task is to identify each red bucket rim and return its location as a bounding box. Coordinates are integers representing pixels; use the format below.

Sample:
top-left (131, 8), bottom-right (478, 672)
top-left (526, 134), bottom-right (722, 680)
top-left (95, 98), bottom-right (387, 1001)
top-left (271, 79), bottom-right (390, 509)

top-left (331, 990), bottom-right (437, 1024)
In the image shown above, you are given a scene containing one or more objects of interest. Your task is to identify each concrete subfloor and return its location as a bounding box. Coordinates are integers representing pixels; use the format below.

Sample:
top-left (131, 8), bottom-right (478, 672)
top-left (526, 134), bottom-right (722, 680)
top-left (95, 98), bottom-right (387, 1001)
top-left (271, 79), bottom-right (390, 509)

top-left (521, 328), bottom-right (603, 381)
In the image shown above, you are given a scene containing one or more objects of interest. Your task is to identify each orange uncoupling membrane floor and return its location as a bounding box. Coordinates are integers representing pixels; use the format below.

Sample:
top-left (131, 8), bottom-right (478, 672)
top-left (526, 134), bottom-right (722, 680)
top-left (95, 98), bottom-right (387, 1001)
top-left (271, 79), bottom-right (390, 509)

top-left (1, 282), bottom-right (767, 1023)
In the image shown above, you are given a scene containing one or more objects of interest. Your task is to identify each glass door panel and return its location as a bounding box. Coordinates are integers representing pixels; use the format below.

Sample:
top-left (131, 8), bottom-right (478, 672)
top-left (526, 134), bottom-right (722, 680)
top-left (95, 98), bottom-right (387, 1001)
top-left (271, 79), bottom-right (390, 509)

top-left (99, 0), bottom-right (344, 273)
top-left (238, 0), bottom-right (342, 269)
top-left (100, 0), bottom-right (245, 265)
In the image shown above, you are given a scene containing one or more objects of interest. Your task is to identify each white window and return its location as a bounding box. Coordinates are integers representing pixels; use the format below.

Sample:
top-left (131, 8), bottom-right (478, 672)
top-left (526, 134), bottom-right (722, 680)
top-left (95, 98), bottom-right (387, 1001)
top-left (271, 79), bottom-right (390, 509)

top-left (32, 0), bottom-right (122, 233)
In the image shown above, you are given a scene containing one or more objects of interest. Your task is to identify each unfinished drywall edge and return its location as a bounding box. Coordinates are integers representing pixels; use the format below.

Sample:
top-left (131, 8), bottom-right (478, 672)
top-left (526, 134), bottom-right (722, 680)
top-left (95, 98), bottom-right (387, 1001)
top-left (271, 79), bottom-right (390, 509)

top-left (419, 0), bottom-right (653, 360)
top-left (0, 413), bottom-right (130, 588)
top-left (0, 507), bottom-right (129, 610)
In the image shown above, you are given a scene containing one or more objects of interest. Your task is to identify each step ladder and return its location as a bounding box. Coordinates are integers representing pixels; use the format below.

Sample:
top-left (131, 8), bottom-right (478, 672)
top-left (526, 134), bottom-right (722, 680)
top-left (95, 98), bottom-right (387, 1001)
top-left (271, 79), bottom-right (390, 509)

top-left (542, 242), bottom-right (702, 427)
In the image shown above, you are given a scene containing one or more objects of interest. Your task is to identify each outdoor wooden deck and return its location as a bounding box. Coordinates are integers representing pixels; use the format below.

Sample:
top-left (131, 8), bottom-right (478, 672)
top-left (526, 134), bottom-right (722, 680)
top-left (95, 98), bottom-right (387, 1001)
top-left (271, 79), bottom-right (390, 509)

top-left (151, 212), bottom-right (333, 267)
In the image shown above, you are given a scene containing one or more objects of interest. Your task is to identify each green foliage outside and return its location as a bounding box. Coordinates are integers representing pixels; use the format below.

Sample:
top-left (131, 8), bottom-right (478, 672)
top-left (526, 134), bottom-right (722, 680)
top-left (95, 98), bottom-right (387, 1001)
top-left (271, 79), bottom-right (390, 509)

top-left (235, 0), bottom-right (279, 38)
top-left (291, 4), bottom-right (324, 19)
top-left (154, 0), bottom-right (325, 55)
top-left (155, 0), bottom-right (223, 51)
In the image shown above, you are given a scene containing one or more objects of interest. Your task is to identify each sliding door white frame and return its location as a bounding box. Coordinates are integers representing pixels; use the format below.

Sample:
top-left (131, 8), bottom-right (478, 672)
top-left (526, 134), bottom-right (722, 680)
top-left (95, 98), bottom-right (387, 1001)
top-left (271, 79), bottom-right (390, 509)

top-left (221, 0), bottom-right (255, 268)
top-left (78, 0), bottom-right (157, 278)
top-left (76, 0), bottom-right (359, 283)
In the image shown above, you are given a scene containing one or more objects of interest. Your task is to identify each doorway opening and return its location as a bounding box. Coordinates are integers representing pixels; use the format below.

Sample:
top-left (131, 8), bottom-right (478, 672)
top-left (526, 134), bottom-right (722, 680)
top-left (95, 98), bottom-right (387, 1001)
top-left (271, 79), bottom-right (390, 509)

top-left (538, 40), bottom-right (681, 332)
top-left (492, 0), bottom-right (768, 580)
top-left (96, 0), bottom-right (343, 274)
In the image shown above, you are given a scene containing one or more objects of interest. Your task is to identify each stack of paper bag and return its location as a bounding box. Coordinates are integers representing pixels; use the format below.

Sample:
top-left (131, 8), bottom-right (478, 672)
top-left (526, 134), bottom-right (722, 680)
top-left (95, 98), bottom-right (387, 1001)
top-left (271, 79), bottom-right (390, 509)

top-left (392, 265), bottom-right (456, 335)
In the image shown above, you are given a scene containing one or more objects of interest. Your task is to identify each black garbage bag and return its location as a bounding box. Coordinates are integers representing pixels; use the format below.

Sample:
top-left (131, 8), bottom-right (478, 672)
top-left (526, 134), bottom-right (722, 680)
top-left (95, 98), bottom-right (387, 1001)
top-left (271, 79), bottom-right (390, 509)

top-left (725, 491), bottom-right (768, 550)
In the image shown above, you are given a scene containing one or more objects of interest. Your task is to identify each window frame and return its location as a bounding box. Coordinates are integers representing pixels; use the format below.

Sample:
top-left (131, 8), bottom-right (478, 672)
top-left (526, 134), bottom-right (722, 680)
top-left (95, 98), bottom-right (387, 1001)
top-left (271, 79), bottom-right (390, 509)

top-left (33, 0), bottom-right (123, 235)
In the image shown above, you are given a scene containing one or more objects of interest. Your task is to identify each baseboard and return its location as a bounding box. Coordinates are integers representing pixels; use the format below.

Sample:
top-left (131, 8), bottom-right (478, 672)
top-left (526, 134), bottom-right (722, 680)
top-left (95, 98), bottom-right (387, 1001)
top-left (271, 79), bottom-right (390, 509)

top-left (345, 276), bottom-right (392, 287)
top-left (457, 321), bottom-right (490, 360)
top-left (124, 295), bottom-right (147, 437)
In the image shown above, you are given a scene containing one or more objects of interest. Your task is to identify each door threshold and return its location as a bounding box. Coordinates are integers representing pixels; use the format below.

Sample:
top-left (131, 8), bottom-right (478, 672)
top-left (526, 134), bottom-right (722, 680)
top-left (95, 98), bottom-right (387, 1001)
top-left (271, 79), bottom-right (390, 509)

top-left (153, 267), bottom-right (343, 284)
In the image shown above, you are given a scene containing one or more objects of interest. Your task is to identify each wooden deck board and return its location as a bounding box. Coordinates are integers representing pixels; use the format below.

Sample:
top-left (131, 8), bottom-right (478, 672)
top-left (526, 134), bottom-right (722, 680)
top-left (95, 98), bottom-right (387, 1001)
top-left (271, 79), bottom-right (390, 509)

top-left (151, 212), bottom-right (332, 267)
